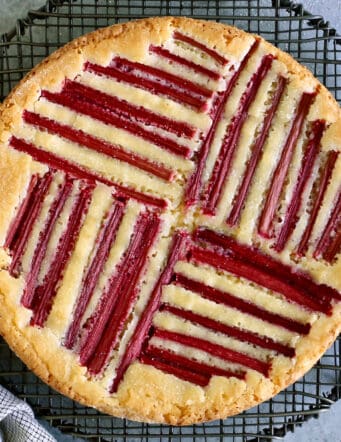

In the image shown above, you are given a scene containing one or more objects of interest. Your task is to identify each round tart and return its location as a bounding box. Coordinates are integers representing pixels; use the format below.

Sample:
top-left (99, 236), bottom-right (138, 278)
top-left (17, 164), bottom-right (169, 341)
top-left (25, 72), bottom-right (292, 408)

top-left (0, 17), bottom-right (340, 425)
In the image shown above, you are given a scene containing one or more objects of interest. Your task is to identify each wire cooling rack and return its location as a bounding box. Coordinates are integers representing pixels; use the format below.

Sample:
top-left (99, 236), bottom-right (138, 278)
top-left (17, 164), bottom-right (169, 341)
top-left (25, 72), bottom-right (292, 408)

top-left (0, 1), bottom-right (340, 441)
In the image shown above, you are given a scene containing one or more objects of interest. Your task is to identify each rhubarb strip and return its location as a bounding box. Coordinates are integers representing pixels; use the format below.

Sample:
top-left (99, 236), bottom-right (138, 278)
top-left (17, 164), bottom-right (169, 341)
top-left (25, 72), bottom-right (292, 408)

top-left (190, 245), bottom-right (331, 314)
top-left (9, 136), bottom-right (166, 209)
top-left (314, 190), bottom-right (341, 261)
top-left (64, 200), bottom-right (126, 349)
top-left (323, 230), bottom-right (341, 262)
top-left (152, 328), bottom-right (270, 376)
top-left (258, 91), bottom-right (316, 238)
top-left (296, 150), bottom-right (339, 257)
top-left (80, 212), bottom-right (160, 374)
top-left (203, 54), bottom-right (274, 215)
top-left (110, 231), bottom-right (188, 393)
top-left (139, 353), bottom-right (210, 387)
top-left (149, 45), bottom-right (221, 80)
top-left (174, 273), bottom-right (310, 335)
top-left (145, 345), bottom-right (245, 380)
top-left (41, 91), bottom-right (191, 159)
top-left (21, 176), bottom-right (74, 309)
top-left (185, 39), bottom-right (259, 206)
top-left (112, 56), bottom-right (213, 98)
top-left (5, 175), bottom-right (38, 249)
top-left (173, 31), bottom-right (228, 66)
top-left (274, 120), bottom-right (326, 252)
top-left (142, 345), bottom-right (245, 385)
top-left (85, 61), bottom-right (210, 110)
top-left (161, 304), bottom-right (295, 358)
top-left (24, 111), bottom-right (174, 181)
top-left (195, 227), bottom-right (340, 303)
top-left (227, 76), bottom-right (287, 226)
top-left (63, 79), bottom-right (196, 138)
top-left (30, 184), bottom-right (93, 326)
top-left (8, 172), bottom-right (53, 277)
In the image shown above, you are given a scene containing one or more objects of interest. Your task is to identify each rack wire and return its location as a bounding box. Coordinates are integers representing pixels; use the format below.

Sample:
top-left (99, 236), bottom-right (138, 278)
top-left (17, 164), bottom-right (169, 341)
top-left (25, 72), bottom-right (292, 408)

top-left (0, 1), bottom-right (340, 440)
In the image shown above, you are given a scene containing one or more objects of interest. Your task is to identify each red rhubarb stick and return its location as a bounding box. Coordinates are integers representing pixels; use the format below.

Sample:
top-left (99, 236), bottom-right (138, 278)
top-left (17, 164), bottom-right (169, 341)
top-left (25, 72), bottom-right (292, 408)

top-left (84, 213), bottom-right (160, 375)
top-left (173, 31), bottom-right (228, 66)
top-left (30, 184), bottom-right (93, 326)
top-left (144, 345), bottom-right (246, 381)
top-left (153, 328), bottom-right (270, 376)
top-left (5, 175), bottom-right (38, 249)
top-left (174, 273), bottom-right (310, 335)
top-left (9, 172), bottom-right (53, 277)
top-left (9, 136), bottom-right (167, 209)
top-left (64, 200), bottom-right (126, 349)
top-left (140, 345), bottom-right (246, 386)
top-left (258, 91), bottom-right (316, 238)
top-left (140, 353), bottom-right (210, 387)
top-left (21, 176), bottom-right (74, 309)
top-left (227, 76), bottom-right (287, 226)
top-left (185, 39), bottom-right (259, 206)
top-left (296, 150), bottom-right (339, 257)
top-left (323, 229), bottom-right (341, 262)
top-left (314, 190), bottom-right (341, 260)
top-left (63, 79), bottom-right (196, 138)
top-left (195, 227), bottom-right (340, 303)
top-left (203, 54), bottom-right (274, 215)
top-left (110, 231), bottom-right (188, 393)
top-left (41, 91), bottom-right (191, 159)
top-left (112, 56), bottom-right (213, 98)
top-left (79, 212), bottom-right (159, 370)
top-left (161, 304), bottom-right (295, 358)
top-left (190, 246), bottom-right (331, 314)
top-left (85, 62), bottom-right (209, 110)
top-left (274, 120), bottom-right (326, 252)
top-left (149, 45), bottom-right (221, 80)
top-left (24, 111), bottom-right (174, 181)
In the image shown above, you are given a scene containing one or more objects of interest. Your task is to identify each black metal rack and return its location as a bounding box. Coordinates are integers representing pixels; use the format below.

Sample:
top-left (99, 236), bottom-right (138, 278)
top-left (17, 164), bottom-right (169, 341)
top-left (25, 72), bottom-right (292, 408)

top-left (0, 1), bottom-right (340, 441)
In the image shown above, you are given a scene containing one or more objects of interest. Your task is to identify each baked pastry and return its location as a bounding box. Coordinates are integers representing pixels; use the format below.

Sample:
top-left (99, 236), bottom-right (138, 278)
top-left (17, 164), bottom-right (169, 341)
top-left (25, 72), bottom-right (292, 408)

top-left (0, 17), bottom-right (340, 425)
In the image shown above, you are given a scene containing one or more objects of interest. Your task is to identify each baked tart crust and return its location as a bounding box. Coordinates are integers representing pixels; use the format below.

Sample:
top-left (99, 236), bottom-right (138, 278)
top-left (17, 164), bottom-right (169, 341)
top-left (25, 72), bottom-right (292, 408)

top-left (0, 17), bottom-right (340, 424)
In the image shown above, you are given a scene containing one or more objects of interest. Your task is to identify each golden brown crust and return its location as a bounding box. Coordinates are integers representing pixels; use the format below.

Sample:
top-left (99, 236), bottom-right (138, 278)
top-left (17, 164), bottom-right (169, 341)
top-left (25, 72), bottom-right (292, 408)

top-left (0, 17), bottom-right (340, 425)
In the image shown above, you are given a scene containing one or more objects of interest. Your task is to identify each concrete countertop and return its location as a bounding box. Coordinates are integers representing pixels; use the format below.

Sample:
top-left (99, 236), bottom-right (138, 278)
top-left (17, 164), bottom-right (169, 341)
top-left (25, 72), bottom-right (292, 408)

top-left (0, 1), bottom-right (340, 441)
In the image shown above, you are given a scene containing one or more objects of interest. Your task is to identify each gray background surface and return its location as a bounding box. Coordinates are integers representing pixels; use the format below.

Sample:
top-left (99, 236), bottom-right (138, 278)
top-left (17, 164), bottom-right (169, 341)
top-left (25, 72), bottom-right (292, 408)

top-left (0, 0), bottom-right (340, 441)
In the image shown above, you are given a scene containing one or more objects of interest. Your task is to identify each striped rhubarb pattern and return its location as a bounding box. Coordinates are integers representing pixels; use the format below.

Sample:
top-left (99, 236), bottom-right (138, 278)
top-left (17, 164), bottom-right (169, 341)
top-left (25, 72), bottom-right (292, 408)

top-left (62, 79), bottom-right (196, 139)
top-left (80, 210), bottom-right (161, 374)
top-left (7, 172), bottom-right (53, 277)
top-left (173, 273), bottom-right (311, 335)
top-left (4, 27), bottom-right (340, 396)
top-left (203, 53), bottom-right (274, 215)
top-left (258, 91), bottom-right (316, 238)
top-left (185, 39), bottom-right (259, 206)
top-left (151, 328), bottom-right (270, 377)
top-left (64, 200), bottom-right (126, 349)
top-left (227, 76), bottom-right (287, 226)
top-left (41, 89), bottom-right (191, 159)
top-left (22, 176), bottom-right (74, 309)
top-left (296, 151), bottom-right (339, 259)
top-left (110, 231), bottom-right (188, 392)
top-left (9, 136), bottom-right (166, 209)
top-left (30, 183), bottom-right (94, 326)
top-left (86, 57), bottom-right (213, 111)
top-left (23, 110), bottom-right (174, 181)
top-left (160, 303), bottom-right (295, 357)
top-left (274, 120), bottom-right (326, 252)
top-left (142, 345), bottom-right (245, 386)
top-left (195, 227), bottom-right (340, 304)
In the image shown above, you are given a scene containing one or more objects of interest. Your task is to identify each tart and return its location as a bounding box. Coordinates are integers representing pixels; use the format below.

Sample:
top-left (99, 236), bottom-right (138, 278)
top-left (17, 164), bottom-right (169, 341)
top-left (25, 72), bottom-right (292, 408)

top-left (0, 17), bottom-right (340, 425)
